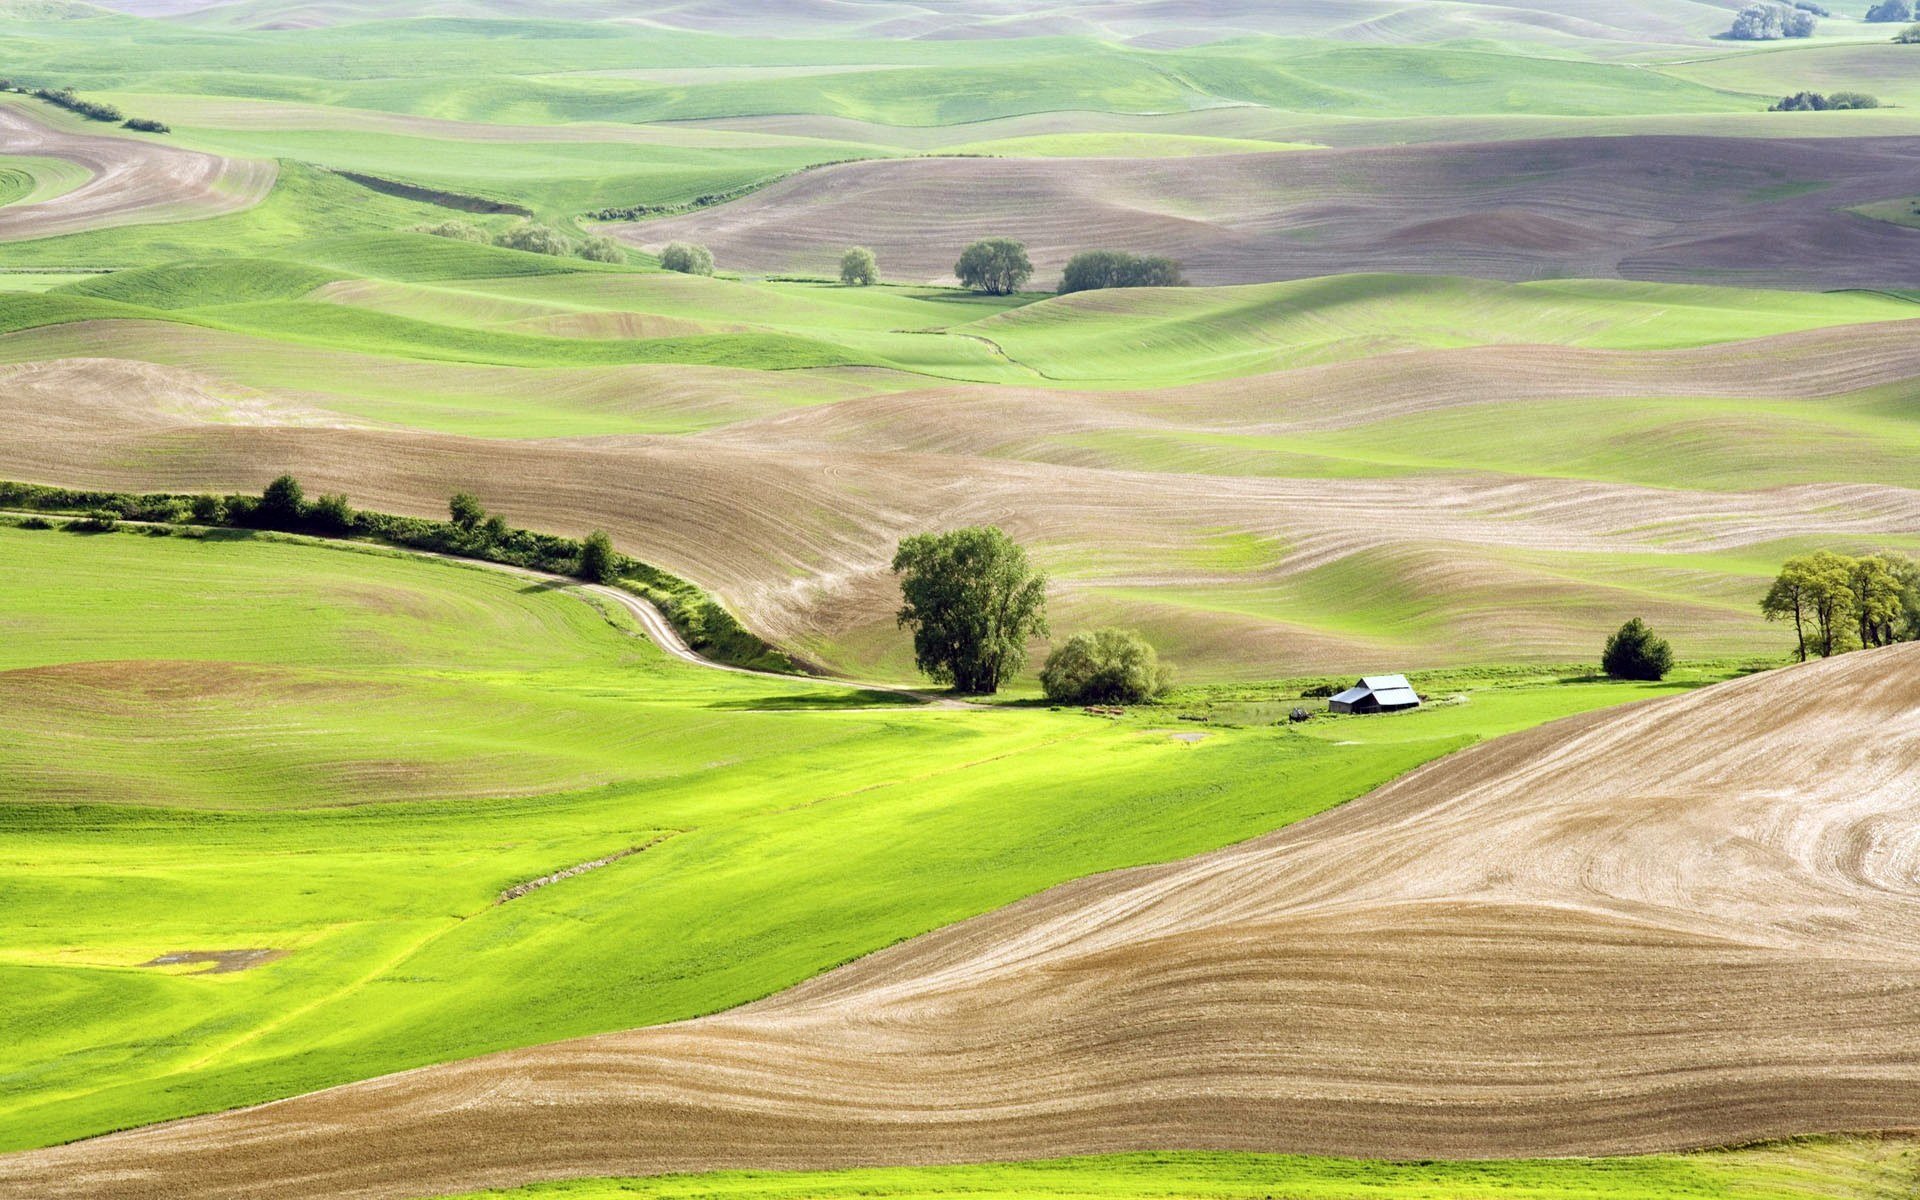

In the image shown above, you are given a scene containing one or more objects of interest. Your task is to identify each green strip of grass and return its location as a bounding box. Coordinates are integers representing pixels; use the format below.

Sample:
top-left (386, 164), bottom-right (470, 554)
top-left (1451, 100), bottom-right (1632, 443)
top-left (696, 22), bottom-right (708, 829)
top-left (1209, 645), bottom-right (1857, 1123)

top-left (435, 1140), bottom-right (1920, 1199)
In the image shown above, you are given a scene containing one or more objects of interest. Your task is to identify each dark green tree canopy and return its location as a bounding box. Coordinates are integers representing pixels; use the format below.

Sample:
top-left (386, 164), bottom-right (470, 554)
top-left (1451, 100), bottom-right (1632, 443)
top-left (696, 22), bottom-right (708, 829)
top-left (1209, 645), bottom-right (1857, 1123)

top-left (954, 238), bottom-right (1033, 295)
top-left (893, 526), bottom-right (1048, 694)
top-left (449, 491), bottom-right (485, 529)
top-left (578, 530), bottom-right (617, 583)
top-left (840, 246), bottom-right (878, 286)
top-left (1601, 618), bottom-right (1673, 681)
top-left (259, 474), bottom-right (304, 526)
top-left (1040, 627), bottom-right (1169, 704)
top-left (1058, 250), bottom-right (1186, 294)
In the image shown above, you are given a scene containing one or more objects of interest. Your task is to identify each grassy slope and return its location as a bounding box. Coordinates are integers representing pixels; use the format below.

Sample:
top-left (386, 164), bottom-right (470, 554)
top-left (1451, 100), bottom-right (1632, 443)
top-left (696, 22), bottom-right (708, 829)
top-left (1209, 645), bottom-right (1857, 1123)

top-left (0, 524), bottom-right (1712, 1150)
top-left (436, 1141), bottom-right (1920, 1199)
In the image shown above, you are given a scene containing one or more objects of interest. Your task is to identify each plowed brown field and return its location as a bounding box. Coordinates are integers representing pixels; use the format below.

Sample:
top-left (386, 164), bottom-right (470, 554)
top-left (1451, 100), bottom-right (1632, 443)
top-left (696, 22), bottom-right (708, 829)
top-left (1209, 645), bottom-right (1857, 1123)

top-left (623, 136), bottom-right (1920, 288)
top-left (3, 645), bottom-right (1914, 1199)
top-left (0, 104), bottom-right (275, 242)
top-left (5, 320), bottom-right (1920, 678)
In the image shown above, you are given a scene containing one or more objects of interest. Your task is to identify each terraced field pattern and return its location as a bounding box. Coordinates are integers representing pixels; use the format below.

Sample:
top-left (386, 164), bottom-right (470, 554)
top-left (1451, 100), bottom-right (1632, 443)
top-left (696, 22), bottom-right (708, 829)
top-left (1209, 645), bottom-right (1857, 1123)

top-left (2, 0), bottom-right (1919, 1196)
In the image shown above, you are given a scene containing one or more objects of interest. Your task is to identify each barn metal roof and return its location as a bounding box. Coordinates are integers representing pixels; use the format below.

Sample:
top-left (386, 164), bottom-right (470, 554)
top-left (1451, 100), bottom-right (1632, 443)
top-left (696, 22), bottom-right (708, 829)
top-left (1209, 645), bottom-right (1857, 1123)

top-left (1334, 675), bottom-right (1420, 708)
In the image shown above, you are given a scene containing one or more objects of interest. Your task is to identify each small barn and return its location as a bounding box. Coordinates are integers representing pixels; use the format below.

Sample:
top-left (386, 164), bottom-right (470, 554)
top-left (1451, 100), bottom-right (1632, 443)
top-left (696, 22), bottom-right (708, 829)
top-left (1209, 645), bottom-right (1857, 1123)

top-left (1327, 674), bottom-right (1421, 715)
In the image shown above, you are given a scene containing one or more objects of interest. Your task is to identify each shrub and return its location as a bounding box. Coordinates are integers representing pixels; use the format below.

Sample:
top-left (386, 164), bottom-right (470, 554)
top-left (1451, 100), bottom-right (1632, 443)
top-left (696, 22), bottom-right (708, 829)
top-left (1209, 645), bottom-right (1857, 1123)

top-left (1866, 0), bottom-right (1911, 19)
top-left (257, 474), bottom-right (304, 528)
top-left (495, 223), bottom-right (574, 257)
top-left (1058, 250), bottom-right (1186, 294)
top-left (73, 509), bottom-right (119, 532)
top-left (448, 491), bottom-right (485, 530)
top-left (1601, 618), bottom-right (1674, 681)
top-left (578, 530), bottom-right (617, 583)
top-left (189, 494), bottom-right (226, 525)
top-left (1040, 628), bottom-right (1168, 704)
top-left (578, 235), bottom-right (624, 264)
top-left (839, 246), bottom-right (878, 286)
top-left (1728, 3), bottom-right (1816, 37)
top-left (954, 238), bottom-right (1033, 295)
top-left (481, 513), bottom-right (508, 543)
top-left (306, 492), bottom-right (355, 534)
top-left (1793, 0), bottom-right (1829, 13)
top-left (121, 117), bottom-right (169, 134)
top-left (1897, 21), bottom-right (1920, 39)
top-left (410, 220), bottom-right (488, 243)
top-left (16, 516), bottom-right (52, 530)
top-left (659, 242), bottom-right (715, 276)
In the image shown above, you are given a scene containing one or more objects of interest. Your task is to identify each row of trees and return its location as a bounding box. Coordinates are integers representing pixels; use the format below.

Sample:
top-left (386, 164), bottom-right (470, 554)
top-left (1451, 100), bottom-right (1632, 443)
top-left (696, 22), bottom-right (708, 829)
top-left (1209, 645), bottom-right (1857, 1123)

top-left (1769, 91), bottom-right (1879, 110)
top-left (1727, 3), bottom-right (1818, 38)
top-left (412, 220), bottom-right (623, 264)
top-left (1761, 551), bottom-right (1920, 661)
top-left (2, 82), bottom-right (170, 133)
top-left (891, 526), bottom-right (1167, 702)
top-left (951, 239), bottom-right (1188, 297)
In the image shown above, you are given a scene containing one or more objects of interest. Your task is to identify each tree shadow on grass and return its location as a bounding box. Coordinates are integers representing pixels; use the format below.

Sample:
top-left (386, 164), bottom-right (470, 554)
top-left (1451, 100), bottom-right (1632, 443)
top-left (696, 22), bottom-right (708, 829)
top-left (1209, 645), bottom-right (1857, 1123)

top-left (706, 689), bottom-right (922, 711)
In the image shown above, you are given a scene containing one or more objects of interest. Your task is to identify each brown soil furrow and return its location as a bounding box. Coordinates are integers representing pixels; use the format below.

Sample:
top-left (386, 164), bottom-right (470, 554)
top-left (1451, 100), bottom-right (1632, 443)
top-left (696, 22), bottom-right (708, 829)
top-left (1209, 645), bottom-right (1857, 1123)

top-left (0, 103), bottom-right (275, 243)
top-left (3, 646), bottom-right (1916, 1198)
top-left (620, 136), bottom-right (1920, 289)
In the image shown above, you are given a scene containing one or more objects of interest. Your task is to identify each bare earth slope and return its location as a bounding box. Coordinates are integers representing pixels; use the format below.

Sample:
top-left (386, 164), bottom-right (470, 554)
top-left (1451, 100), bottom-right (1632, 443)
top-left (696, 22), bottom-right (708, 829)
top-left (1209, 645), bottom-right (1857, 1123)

top-left (624, 136), bottom-right (1920, 288)
top-left (4, 645), bottom-right (1916, 1199)
top-left (0, 103), bottom-right (275, 242)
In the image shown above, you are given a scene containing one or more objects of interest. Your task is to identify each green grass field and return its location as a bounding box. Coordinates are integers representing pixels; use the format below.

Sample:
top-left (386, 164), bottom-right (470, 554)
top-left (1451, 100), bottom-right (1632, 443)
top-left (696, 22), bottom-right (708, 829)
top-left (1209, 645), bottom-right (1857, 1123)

top-left (435, 1141), bottom-right (1920, 1200)
top-left (0, 523), bottom-right (1719, 1151)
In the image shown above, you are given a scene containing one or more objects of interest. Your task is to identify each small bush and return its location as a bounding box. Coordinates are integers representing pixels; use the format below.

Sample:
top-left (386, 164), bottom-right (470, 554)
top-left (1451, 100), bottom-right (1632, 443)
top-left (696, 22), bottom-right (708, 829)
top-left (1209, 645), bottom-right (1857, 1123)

top-left (1040, 628), bottom-right (1169, 704)
top-left (1601, 618), bottom-right (1674, 681)
top-left (410, 220), bottom-right (489, 243)
top-left (578, 530), bottom-right (617, 583)
top-left (121, 117), bottom-right (169, 134)
top-left (659, 242), bottom-right (715, 276)
top-left (16, 516), bottom-right (52, 530)
top-left (1897, 21), bottom-right (1920, 39)
top-left (449, 491), bottom-right (485, 530)
top-left (840, 246), bottom-right (878, 286)
top-left (578, 234), bottom-right (624, 264)
top-left (495, 223), bottom-right (574, 257)
top-left (306, 492), bottom-right (355, 534)
top-left (189, 494), bottom-right (227, 525)
top-left (73, 509), bottom-right (119, 532)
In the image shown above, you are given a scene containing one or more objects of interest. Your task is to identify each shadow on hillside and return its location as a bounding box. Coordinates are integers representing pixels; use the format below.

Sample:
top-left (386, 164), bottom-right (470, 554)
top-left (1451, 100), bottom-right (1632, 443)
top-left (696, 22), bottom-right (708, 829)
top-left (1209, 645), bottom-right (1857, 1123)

top-left (706, 689), bottom-right (920, 711)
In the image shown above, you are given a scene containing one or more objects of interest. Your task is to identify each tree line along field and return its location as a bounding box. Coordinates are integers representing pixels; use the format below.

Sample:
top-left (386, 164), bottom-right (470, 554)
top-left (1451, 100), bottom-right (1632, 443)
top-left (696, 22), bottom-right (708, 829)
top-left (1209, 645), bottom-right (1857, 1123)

top-left (0, 519), bottom-right (1717, 1150)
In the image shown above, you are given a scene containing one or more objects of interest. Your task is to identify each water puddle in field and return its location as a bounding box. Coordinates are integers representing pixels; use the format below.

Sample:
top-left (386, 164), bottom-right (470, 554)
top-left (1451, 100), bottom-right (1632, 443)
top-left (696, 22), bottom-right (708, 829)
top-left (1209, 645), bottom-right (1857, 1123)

top-left (142, 948), bottom-right (287, 974)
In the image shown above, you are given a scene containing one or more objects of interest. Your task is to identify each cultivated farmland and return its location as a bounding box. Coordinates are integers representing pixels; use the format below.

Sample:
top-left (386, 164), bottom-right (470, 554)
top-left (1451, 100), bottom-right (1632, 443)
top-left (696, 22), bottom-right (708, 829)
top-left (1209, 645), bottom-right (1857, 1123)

top-left (3, 1), bottom-right (1919, 1197)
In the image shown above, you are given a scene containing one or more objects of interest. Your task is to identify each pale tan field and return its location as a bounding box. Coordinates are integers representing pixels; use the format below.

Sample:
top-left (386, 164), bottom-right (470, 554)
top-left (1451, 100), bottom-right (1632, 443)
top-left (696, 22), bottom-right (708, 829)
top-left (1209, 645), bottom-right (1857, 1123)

top-left (623, 136), bottom-right (1920, 289)
top-left (2, 644), bottom-right (1912, 1199)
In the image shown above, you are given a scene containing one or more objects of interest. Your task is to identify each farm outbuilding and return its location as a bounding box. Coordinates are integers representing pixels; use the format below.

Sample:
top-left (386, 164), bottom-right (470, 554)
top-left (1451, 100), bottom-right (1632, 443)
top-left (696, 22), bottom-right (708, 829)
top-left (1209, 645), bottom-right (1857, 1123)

top-left (1328, 675), bottom-right (1421, 714)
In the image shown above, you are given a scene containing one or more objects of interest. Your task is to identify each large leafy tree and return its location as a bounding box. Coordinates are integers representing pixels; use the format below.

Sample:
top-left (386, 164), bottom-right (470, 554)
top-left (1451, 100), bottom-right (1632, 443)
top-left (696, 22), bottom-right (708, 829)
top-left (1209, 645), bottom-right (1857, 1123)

top-left (892, 526), bottom-right (1048, 694)
top-left (953, 238), bottom-right (1033, 296)
top-left (1762, 552), bottom-right (1859, 659)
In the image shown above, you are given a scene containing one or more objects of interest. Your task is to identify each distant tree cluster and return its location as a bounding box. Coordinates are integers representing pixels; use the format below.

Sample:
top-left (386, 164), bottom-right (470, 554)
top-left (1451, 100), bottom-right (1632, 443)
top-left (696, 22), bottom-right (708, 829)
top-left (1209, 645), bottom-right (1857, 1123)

top-left (1727, 3), bottom-right (1817, 38)
top-left (954, 238), bottom-right (1033, 295)
top-left (34, 86), bottom-right (121, 122)
top-left (1866, 0), bottom-right (1911, 20)
top-left (1761, 551), bottom-right (1920, 661)
top-left (1894, 20), bottom-right (1920, 39)
top-left (1770, 91), bottom-right (1881, 110)
top-left (659, 241), bottom-right (715, 276)
top-left (121, 117), bottom-right (170, 134)
top-left (1058, 250), bottom-right (1185, 295)
top-left (406, 220), bottom-right (625, 265)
